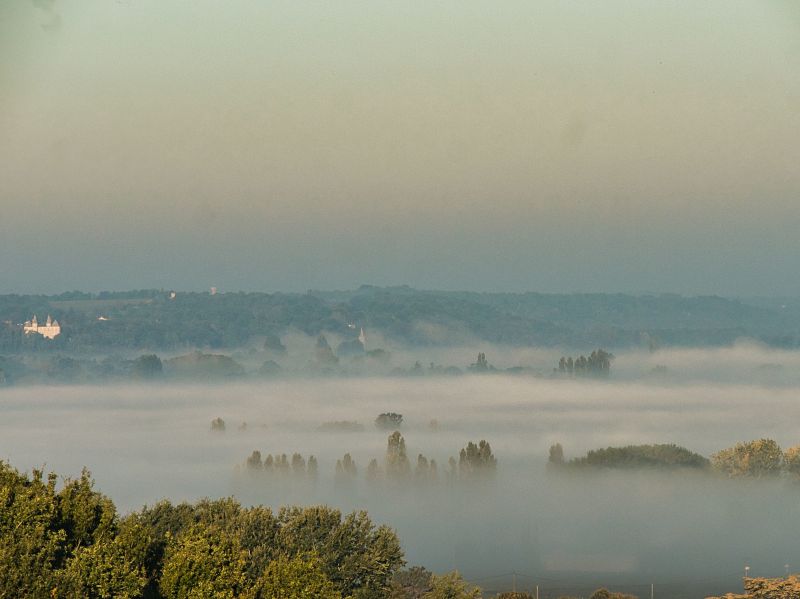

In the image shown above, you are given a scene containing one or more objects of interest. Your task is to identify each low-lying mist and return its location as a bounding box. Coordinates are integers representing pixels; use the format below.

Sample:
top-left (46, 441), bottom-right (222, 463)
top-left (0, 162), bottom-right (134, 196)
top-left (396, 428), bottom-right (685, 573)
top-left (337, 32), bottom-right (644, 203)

top-left (2, 348), bottom-right (800, 596)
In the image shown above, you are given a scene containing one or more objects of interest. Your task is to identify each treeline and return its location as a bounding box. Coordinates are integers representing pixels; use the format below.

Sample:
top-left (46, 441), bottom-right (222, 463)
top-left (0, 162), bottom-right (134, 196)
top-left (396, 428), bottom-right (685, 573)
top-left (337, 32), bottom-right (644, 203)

top-left (2, 286), bottom-right (797, 354)
top-left (0, 348), bottom-right (554, 386)
top-left (548, 443), bottom-right (709, 469)
top-left (549, 438), bottom-right (800, 478)
top-left (1, 459), bottom-right (500, 599)
top-left (555, 349), bottom-right (613, 377)
top-left (241, 432), bottom-right (497, 487)
top-left (241, 452), bottom-right (319, 480)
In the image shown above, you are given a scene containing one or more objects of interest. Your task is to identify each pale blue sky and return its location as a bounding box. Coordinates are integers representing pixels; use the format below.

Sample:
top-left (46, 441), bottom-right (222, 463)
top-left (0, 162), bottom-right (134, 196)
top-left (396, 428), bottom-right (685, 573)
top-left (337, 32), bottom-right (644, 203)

top-left (1, 1), bottom-right (799, 295)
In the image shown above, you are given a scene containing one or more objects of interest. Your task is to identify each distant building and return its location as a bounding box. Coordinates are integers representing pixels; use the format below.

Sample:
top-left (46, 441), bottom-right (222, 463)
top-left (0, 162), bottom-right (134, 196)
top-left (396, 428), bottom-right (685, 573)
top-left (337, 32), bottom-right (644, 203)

top-left (23, 315), bottom-right (61, 339)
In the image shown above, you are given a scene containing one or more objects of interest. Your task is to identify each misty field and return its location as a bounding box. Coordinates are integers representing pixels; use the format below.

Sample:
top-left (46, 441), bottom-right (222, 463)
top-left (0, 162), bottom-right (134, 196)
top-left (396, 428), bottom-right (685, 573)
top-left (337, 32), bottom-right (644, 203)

top-left (3, 352), bottom-right (800, 596)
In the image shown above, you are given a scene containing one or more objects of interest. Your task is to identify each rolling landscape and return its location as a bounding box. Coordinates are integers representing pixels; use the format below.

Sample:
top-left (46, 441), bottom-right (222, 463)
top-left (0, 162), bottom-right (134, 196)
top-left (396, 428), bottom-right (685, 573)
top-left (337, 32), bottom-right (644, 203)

top-left (3, 1), bottom-right (799, 597)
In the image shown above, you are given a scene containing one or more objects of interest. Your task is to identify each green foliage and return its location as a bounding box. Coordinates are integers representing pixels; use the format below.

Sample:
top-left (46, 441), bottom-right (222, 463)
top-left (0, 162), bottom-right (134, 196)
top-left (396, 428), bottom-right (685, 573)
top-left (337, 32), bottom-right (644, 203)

top-left (712, 439), bottom-right (783, 478)
top-left (422, 571), bottom-right (481, 599)
top-left (568, 444), bottom-right (708, 469)
top-left (246, 554), bottom-right (340, 599)
top-left (56, 468), bottom-right (118, 554)
top-left (784, 445), bottom-right (800, 478)
top-left (0, 462), bottom-right (405, 599)
top-left (0, 288), bottom-right (795, 357)
top-left (54, 536), bottom-right (145, 599)
top-left (159, 525), bottom-right (247, 599)
top-left (390, 566), bottom-right (433, 598)
top-left (274, 506), bottom-right (404, 597)
top-left (0, 463), bottom-right (64, 597)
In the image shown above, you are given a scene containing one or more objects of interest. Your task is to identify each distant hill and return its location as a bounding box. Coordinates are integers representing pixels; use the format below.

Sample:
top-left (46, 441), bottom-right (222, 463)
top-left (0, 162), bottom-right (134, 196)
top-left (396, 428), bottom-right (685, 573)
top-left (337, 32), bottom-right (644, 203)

top-left (0, 286), bottom-right (796, 352)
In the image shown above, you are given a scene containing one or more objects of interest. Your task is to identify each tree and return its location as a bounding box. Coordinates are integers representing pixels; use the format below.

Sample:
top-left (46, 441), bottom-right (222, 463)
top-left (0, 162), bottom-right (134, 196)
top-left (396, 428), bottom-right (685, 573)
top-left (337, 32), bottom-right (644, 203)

top-left (458, 440), bottom-right (497, 480)
top-left (54, 536), bottom-right (145, 599)
top-left (274, 506), bottom-right (404, 598)
top-left (556, 350), bottom-right (613, 377)
top-left (307, 456), bottom-right (318, 480)
top-left (0, 463), bottom-right (64, 597)
top-left (390, 566), bottom-right (433, 599)
top-left (785, 445), bottom-right (800, 478)
top-left (468, 353), bottom-right (490, 373)
top-left (386, 432), bottom-right (411, 480)
top-left (131, 354), bottom-right (162, 379)
top-left (246, 451), bottom-right (263, 471)
top-left (247, 554), bottom-right (340, 599)
top-left (291, 454), bottom-right (306, 477)
top-left (422, 571), bottom-right (481, 599)
top-left (159, 525), bottom-right (247, 599)
top-left (568, 444), bottom-right (708, 470)
top-left (210, 417), bottom-right (225, 432)
top-left (315, 335), bottom-right (338, 365)
top-left (712, 439), bottom-right (783, 478)
top-left (55, 468), bottom-right (117, 556)
top-left (366, 458), bottom-right (382, 483)
top-left (548, 443), bottom-right (564, 466)
top-left (376, 413), bottom-right (403, 430)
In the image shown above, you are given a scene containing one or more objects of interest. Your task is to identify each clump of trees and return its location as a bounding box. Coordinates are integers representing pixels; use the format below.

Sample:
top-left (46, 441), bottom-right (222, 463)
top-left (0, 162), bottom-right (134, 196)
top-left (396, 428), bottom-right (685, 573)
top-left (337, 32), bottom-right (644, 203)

top-left (712, 438), bottom-right (784, 478)
top-left (414, 454), bottom-right (438, 483)
top-left (549, 439), bottom-right (800, 479)
top-left (335, 453), bottom-right (357, 484)
top-left (238, 433), bottom-right (498, 490)
top-left (468, 352), bottom-right (493, 373)
top-left (242, 451), bottom-right (318, 480)
top-left (708, 574), bottom-right (800, 599)
top-left (0, 460), bottom-right (406, 598)
top-left (556, 349), bottom-right (613, 377)
top-left (556, 444), bottom-right (709, 470)
top-left (376, 412), bottom-right (403, 430)
top-left (210, 417), bottom-right (226, 432)
top-left (457, 440), bottom-right (497, 480)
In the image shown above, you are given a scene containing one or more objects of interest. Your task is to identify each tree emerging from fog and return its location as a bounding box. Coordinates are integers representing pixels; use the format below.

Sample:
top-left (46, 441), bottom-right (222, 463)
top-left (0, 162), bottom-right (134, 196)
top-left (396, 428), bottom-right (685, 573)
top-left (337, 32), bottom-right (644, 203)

top-left (712, 438), bottom-right (783, 478)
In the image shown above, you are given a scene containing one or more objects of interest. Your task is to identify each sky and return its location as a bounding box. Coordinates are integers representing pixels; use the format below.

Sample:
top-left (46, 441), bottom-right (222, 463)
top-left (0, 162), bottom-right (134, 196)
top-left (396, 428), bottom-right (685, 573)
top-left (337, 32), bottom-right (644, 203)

top-left (1, 1), bottom-right (799, 296)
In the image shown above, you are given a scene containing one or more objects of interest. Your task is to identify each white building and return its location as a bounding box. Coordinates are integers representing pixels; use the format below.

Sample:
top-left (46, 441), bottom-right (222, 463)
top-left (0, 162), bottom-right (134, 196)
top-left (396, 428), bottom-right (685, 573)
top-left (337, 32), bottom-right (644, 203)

top-left (23, 315), bottom-right (61, 339)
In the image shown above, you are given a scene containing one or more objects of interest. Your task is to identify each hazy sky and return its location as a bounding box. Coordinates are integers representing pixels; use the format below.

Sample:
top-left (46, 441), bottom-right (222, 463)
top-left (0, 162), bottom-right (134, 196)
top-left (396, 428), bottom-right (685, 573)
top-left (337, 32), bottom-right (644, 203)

top-left (2, 1), bottom-right (799, 295)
